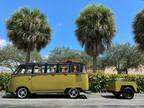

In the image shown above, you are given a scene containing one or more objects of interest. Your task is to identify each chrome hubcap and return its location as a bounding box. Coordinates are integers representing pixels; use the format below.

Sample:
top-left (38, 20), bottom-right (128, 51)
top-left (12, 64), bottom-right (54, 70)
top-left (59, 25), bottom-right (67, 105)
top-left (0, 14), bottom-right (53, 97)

top-left (18, 88), bottom-right (27, 98)
top-left (69, 89), bottom-right (79, 98)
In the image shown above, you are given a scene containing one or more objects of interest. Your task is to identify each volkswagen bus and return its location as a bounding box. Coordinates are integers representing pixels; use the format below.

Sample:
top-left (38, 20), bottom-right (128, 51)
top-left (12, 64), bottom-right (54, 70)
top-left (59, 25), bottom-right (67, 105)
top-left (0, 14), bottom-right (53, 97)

top-left (7, 61), bottom-right (89, 98)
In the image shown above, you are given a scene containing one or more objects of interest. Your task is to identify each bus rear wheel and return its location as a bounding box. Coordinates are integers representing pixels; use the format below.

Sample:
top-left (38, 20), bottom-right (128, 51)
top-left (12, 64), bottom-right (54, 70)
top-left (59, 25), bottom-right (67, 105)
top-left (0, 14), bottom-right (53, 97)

top-left (68, 88), bottom-right (80, 98)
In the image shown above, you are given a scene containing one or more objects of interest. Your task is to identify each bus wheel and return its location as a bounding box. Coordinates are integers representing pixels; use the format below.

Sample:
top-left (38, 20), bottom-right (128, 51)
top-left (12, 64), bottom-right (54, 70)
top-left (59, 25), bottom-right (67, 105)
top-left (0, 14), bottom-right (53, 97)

top-left (17, 87), bottom-right (29, 98)
top-left (122, 87), bottom-right (134, 99)
top-left (68, 88), bottom-right (80, 98)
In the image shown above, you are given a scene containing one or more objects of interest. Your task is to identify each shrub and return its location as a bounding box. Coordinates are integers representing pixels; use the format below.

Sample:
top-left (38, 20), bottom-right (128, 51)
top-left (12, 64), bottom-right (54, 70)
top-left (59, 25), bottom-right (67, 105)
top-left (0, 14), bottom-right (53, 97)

top-left (0, 73), bottom-right (11, 91)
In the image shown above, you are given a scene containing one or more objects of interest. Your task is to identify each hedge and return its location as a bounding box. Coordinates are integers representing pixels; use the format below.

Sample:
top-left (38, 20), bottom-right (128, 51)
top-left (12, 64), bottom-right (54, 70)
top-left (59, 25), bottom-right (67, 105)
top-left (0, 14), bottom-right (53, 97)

top-left (0, 73), bottom-right (11, 91)
top-left (1, 73), bottom-right (144, 93)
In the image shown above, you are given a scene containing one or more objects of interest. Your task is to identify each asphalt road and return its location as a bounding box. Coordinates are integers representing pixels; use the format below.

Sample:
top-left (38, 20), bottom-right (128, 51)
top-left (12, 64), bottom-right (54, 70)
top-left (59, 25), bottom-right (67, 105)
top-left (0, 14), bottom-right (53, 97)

top-left (0, 92), bottom-right (144, 108)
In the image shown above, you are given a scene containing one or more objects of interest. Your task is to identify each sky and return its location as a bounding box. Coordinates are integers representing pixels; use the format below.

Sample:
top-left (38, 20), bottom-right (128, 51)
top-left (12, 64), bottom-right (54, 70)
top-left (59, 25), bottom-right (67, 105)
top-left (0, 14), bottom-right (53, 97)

top-left (0, 0), bottom-right (144, 57)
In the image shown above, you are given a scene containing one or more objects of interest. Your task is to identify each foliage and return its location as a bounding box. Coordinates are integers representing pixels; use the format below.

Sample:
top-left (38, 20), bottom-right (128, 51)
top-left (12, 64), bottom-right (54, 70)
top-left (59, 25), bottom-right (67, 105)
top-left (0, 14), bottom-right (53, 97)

top-left (30, 50), bottom-right (42, 63)
top-left (47, 47), bottom-right (92, 66)
top-left (0, 73), bottom-right (11, 91)
top-left (104, 43), bottom-right (144, 74)
top-left (47, 47), bottom-right (81, 62)
top-left (6, 7), bottom-right (51, 63)
top-left (75, 4), bottom-right (116, 72)
top-left (133, 9), bottom-right (144, 50)
top-left (0, 45), bottom-right (42, 72)
top-left (96, 56), bottom-right (107, 70)
top-left (79, 51), bottom-right (92, 66)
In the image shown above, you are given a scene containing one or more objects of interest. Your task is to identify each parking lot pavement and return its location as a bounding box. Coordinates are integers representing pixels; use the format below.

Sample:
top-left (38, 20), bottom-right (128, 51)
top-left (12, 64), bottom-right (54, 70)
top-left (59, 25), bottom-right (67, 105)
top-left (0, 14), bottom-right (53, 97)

top-left (0, 92), bottom-right (144, 108)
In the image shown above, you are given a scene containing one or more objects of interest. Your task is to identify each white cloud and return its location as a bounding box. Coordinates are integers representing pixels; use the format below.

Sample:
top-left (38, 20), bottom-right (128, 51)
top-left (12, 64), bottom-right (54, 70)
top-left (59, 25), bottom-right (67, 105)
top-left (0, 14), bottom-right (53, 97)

top-left (0, 38), bottom-right (12, 48)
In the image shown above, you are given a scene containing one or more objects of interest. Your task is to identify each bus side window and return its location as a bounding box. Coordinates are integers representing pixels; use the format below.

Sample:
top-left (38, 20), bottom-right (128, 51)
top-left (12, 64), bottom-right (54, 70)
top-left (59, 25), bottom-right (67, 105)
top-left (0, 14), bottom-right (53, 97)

top-left (34, 65), bottom-right (45, 74)
top-left (83, 65), bottom-right (87, 73)
top-left (47, 66), bottom-right (50, 73)
top-left (17, 66), bottom-right (33, 74)
top-left (73, 66), bottom-right (78, 73)
top-left (18, 66), bottom-right (26, 74)
top-left (26, 66), bottom-right (33, 74)
top-left (50, 66), bottom-right (56, 73)
top-left (46, 65), bottom-right (57, 73)
top-left (59, 64), bottom-right (69, 73)
top-left (70, 64), bottom-right (80, 73)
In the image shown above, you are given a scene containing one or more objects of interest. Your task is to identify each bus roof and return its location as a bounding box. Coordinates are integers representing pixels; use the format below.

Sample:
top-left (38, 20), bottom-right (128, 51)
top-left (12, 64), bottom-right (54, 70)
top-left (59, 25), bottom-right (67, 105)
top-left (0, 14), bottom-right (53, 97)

top-left (19, 62), bottom-right (85, 66)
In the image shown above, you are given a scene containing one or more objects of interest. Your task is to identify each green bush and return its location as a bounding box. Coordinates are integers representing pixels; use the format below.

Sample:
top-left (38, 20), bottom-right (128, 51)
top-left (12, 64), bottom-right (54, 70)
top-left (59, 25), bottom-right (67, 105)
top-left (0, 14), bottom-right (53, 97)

top-left (89, 73), bottom-right (144, 93)
top-left (0, 73), bottom-right (11, 91)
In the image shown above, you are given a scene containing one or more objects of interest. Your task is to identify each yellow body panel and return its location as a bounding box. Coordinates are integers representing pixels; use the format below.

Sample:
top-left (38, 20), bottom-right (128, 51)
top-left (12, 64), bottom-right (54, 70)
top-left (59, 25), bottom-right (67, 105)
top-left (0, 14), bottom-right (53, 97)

top-left (8, 73), bottom-right (89, 93)
top-left (107, 80), bottom-right (137, 92)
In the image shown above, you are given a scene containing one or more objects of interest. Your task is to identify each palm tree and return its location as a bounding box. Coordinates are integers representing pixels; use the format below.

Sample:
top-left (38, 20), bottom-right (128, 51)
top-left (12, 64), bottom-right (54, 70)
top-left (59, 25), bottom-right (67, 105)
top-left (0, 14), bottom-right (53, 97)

top-left (75, 4), bottom-right (116, 72)
top-left (133, 9), bottom-right (144, 50)
top-left (6, 8), bottom-right (51, 63)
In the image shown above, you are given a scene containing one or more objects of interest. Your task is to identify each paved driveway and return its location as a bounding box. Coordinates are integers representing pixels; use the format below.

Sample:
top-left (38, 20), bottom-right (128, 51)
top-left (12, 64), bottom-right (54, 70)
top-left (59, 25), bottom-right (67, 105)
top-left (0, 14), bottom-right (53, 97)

top-left (0, 92), bottom-right (144, 108)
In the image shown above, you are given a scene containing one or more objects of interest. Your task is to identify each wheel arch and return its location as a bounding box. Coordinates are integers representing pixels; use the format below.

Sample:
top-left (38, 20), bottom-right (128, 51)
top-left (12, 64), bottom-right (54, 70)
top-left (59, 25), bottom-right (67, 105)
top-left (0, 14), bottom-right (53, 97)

top-left (120, 85), bottom-right (135, 92)
top-left (64, 87), bottom-right (83, 94)
top-left (16, 86), bottom-right (30, 93)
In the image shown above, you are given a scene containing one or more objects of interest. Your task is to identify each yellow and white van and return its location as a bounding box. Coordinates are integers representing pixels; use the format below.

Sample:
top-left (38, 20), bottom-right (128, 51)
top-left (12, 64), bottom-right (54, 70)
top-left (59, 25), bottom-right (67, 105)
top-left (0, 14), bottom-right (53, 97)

top-left (7, 61), bottom-right (89, 98)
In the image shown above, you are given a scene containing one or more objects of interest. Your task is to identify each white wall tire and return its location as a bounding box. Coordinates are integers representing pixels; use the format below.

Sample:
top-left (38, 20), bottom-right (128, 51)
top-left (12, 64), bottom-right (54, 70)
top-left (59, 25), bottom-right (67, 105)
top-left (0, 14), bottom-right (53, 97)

top-left (68, 88), bottom-right (80, 98)
top-left (17, 88), bottom-right (29, 98)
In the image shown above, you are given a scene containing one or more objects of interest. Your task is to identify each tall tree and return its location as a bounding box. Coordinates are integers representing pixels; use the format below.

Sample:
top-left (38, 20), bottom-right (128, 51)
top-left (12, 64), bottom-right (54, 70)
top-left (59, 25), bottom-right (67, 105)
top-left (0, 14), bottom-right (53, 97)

top-left (133, 9), bottom-right (144, 51)
top-left (75, 4), bottom-right (116, 72)
top-left (6, 8), bottom-right (51, 63)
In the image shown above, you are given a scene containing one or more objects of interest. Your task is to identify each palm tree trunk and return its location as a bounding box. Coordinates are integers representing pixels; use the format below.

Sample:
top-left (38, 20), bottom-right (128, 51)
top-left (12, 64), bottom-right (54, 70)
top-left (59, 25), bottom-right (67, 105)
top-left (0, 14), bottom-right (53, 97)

top-left (25, 51), bottom-right (31, 63)
top-left (93, 56), bottom-right (97, 73)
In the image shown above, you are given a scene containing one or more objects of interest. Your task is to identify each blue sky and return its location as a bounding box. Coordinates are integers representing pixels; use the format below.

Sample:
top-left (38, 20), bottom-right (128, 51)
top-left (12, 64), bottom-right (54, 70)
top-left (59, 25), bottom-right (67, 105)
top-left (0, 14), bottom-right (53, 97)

top-left (0, 0), bottom-right (144, 57)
